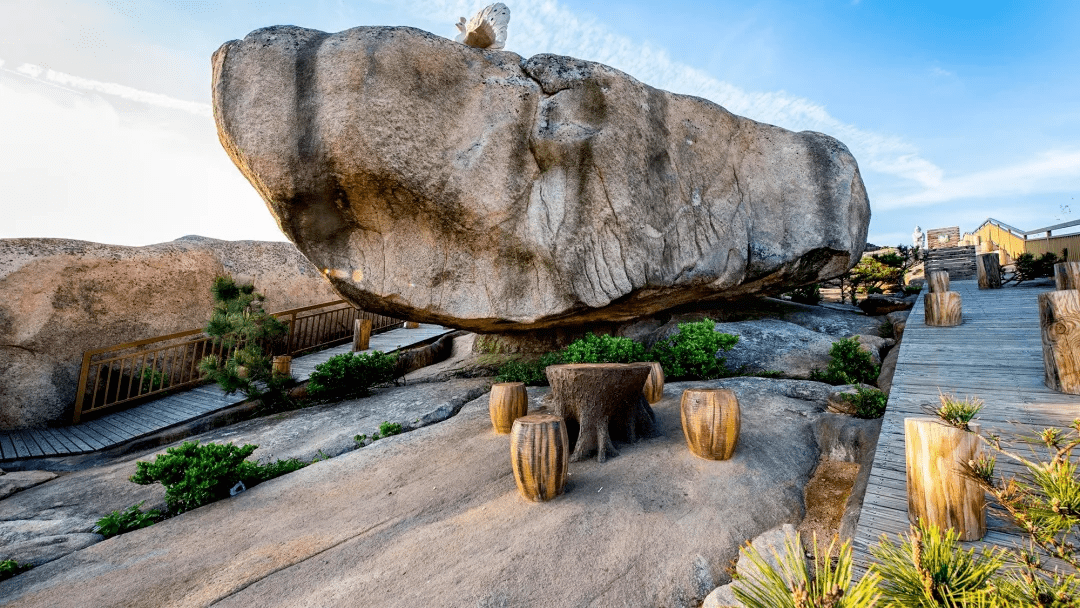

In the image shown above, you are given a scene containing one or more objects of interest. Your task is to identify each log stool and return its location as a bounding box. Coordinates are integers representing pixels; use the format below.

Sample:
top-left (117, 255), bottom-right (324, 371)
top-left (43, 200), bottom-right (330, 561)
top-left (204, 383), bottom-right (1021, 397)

top-left (352, 318), bottom-right (372, 352)
top-left (489, 382), bottom-right (528, 434)
top-left (642, 362), bottom-right (665, 404)
top-left (680, 388), bottom-right (740, 460)
top-left (904, 417), bottom-right (985, 540)
top-left (1039, 290), bottom-right (1080, 394)
top-left (925, 292), bottom-right (962, 327)
top-left (1055, 262), bottom-right (1080, 291)
top-left (927, 270), bottom-right (950, 294)
top-left (976, 252), bottom-right (1001, 289)
top-left (271, 355), bottom-right (292, 377)
top-left (404, 321), bottom-right (421, 329)
top-left (510, 414), bottom-right (569, 502)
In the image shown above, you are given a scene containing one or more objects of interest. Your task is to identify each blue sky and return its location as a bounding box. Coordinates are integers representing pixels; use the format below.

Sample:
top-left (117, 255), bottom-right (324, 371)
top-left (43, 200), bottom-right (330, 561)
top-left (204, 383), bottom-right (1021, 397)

top-left (2, 0), bottom-right (1078, 247)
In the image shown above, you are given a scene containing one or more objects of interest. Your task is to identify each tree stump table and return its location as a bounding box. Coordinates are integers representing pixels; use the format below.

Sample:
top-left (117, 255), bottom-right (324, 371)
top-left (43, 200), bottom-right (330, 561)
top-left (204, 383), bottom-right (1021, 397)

top-left (544, 363), bottom-right (657, 463)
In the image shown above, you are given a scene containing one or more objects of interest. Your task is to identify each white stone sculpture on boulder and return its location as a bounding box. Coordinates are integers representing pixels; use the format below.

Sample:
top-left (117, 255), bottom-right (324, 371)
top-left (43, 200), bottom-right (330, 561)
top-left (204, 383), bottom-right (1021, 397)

top-left (455, 3), bottom-right (510, 49)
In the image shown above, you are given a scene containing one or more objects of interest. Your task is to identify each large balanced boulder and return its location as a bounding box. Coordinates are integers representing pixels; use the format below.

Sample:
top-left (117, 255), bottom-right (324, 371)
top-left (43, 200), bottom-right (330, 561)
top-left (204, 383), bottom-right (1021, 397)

top-left (212, 26), bottom-right (870, 333)
top-left (0, 236), bottom-right (339, 429)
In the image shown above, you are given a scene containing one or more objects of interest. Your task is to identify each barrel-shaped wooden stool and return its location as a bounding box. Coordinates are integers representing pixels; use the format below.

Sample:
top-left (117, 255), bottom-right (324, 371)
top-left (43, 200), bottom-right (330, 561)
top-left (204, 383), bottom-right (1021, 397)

top-left (510, 414), bottom-right (569, 502)
top-left (680, 388), bottom-right (740, 460)
top-left (927, 271), bottom-right (949, 294)
top-left (904, 417), bottom-right (985, 540)
top-left (489, 382), bottom-right (528, 433)
top-left (642, 362), bottom-right (665, 404)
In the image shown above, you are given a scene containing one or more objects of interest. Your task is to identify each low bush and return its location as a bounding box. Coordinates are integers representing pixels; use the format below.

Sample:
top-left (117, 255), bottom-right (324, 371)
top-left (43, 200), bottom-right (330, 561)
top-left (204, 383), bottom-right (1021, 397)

top-left (495, 352), bottom-right (561, 385)
top-left (560, 333), bottom-right (647, 364)
top-left (650, 319), bottom-right (738, 380)
top-left (842, 386), bottom-right (888, 419)
top-left (0, 560), bottom-right (32, 582)
top-left (934, 392), bottom-right (983, 430)
top-left (811, 337), bottom-right (880, 385)
top-left (307, 351), bottom-right (398, 400)
top-left (130, 441), bottom-right (306, 514)
top-left (376, 421), bottom-right (403, 438)
top-left (94, 501), bottom-right (163, 539)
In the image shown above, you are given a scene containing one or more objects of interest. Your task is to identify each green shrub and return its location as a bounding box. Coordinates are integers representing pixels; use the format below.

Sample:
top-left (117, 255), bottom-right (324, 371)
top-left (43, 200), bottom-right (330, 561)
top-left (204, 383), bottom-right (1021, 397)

top-left (733, 533), bottom-right (881, 608)
top-left (811, 337), bottom-right (880, 385)
top-left (842, 386), bottom-right (888, 419)
top-left (139, 367), bottom-right (168, 393)
top-left (935, 392), bottom-right (983, 430)
top-left (307, 351), bottom-right (398, 400)
top-left (376, 421), bottom-right (403, 438)
top-left (1013, 251), bottom-right (1062, 283)
top-left (0, 560), bottom-right (32, 582)
top-left (560, 333), bottom-right (647, 364)
top-left (879, 320), bottom-right (896, 340)
top-left (130, 441), bottom-right (306, 514)
top-left (903, 285), bottom-right (921, 295)
top-left (649, 319), bottom-right (738, 380)
top-left (495, 351), bottom-right (564, 385)
top-left (198, 276), bottom-right (292, 410)
top-left (94, 501), bottom-right (162, 539)
top-left (872, 520), bottom-right (1008, 607)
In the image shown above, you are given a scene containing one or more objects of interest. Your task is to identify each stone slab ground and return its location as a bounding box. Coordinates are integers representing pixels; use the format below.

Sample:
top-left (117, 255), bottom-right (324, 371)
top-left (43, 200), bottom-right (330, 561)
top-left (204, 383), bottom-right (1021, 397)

top-left (0, 377), bottom-right (855, 608)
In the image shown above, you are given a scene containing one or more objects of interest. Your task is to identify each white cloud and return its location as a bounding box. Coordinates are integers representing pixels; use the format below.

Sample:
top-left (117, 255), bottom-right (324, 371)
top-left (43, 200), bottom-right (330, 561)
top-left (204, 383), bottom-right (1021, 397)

top-left (0, 67), bottom-right (281, 245)
top-left (881, 150), bottom-right (1080, 209)
top-left (10, 61), bottom-right (211, 117)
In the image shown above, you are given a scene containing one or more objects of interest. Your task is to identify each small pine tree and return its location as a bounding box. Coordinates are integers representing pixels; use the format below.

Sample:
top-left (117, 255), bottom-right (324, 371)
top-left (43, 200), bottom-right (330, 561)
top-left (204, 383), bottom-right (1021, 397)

top-left (198, 276), bottom-right (292, 410)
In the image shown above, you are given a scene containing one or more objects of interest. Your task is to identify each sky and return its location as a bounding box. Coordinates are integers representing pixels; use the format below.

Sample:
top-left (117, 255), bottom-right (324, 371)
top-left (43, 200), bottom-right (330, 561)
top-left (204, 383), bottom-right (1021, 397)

top-left (1, 0), bottom-right (1078, 248)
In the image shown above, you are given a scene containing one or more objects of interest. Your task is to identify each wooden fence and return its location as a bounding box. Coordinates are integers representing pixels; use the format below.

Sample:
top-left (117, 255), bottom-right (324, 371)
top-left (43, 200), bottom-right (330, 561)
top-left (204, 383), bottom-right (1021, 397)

top-left (72, 301), bottom-right (402, 423)
top-left (972, 217), bottom-right (1080, 263)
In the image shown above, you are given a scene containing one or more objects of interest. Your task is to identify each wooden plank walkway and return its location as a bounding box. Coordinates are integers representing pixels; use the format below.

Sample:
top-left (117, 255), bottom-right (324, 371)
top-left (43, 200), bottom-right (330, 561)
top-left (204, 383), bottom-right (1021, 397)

top-left (0, 324), bottom-right (452, 462)
top-left (852, 278), bottom-right (1080, 568)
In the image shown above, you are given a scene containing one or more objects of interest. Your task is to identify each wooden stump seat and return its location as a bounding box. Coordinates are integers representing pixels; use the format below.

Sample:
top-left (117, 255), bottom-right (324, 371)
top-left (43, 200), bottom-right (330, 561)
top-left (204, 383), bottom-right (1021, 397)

top-left (925, 292), bottom-right (962, 327)
top-left (510, 414), bottom-right (569, 502)
top-left (642, 362), bottom-right (665, 404)
top-left (976, 252), bottom-right (1002, 289)
top-left (544, 363), bottom-right (657, 463)
top-left (904, 417), bottom-right (985, 540)
top-left (927, 271), bottom-right (950, 294)
top-left (1039, 290), bottom-right (1080, 394)
top-left (1055, 262), bottom-right (1080, 291)
top-left (680, 388), bottom-right (740, 460)
top-left (489, 382), bottom-right (527, 433)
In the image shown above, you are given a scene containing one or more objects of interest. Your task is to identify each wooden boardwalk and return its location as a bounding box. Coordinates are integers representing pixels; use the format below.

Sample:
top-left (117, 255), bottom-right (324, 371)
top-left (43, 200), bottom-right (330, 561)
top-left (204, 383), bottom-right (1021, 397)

top-left (0, 324), bottom-right (452, 462)
top-left (852, 278), bottom-right (1080, 567)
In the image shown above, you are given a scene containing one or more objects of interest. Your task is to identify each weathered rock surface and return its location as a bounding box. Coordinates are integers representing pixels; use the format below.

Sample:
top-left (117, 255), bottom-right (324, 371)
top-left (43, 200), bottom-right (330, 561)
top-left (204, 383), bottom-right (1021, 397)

top-left (0, 471), bottom-right (57, 500)
top-left (858, 294), bottom-right (915, 315)
top-left (212, 25), bottom-right (870, 333)
top-left (878, 344), bottom-right (901, 394)
top-left (0, 236), bottom-right (339, 429)
top-left (0, 377), bottom-right (860, 607)
top-left (887, 309), bottom-right (909, 341)
top-left (702, 524), bottom-right (800, 608)
top-left (853, 334), bottom-right (895, 366)
top-left (0, 378), bottom-right (492, 570)
top-left (714, 319), bottom-right (837, 377)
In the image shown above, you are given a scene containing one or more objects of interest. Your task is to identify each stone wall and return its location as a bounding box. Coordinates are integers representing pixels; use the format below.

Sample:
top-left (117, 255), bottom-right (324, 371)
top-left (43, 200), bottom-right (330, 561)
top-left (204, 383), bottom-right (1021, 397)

top-left (0, 236), bottom-right (339, 429)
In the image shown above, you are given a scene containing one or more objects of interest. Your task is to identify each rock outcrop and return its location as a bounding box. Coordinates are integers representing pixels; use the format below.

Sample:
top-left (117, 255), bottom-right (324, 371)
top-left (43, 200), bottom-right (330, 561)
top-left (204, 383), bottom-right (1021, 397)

top-left (212, 26), bottom-right (871, 333)
top-left (0, 236), bottom-right (339, 429)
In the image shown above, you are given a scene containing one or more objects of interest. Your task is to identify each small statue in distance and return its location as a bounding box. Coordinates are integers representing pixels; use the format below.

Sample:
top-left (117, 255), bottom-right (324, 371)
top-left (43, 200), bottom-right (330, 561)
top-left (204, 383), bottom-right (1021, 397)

top-left (912, 225), bottom-right (925, 250)
top-left (455, 3), bottom-right (510, 50)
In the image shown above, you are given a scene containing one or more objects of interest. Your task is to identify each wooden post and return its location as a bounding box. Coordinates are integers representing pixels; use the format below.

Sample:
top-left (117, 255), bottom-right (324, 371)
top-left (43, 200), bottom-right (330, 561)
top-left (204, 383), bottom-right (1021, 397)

top-left (545, 363), bottom-right (656, 463)
top-left (510, 414), bottom-right (569, 502)
top-left (927, 271), bottom-right (950, 294)
top-left (979, 241), bottom-right (992, 254)
top-left (271, 355), bottom-right (292, 377)
top-left (404, 321), bottom-right (421, 329)
top-left (680, 388), bottom-right (740, 460)
top-left (925, 292), bottom-right (962, 326)
top-left (489, 382), bottom-right (528, 433)
top-left (1054, 262), bottom-right (1080, 291)
top-left (904, 417), bottom-right (985, 541)
top-left (352, 318), bottom-right (372, 352)
top-left (976, 252), bottom-right (1001, 289)
top-left (642, 362), bottom-right (665, 404)
top-left (1039, 290), bottom-right (1080, 394)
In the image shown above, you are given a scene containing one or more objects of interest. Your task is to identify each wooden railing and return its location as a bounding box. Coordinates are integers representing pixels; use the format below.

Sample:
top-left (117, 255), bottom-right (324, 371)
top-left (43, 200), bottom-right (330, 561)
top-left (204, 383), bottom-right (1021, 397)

top-left (72, 301), bottom-right (402, 423)
top-left (972, 218), bottom-right (1080, 263)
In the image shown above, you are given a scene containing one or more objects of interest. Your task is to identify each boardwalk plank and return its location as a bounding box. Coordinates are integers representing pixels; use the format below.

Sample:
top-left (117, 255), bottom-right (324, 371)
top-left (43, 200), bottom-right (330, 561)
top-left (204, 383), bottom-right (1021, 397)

top-left (852, 279), bottom-right (1080, 570)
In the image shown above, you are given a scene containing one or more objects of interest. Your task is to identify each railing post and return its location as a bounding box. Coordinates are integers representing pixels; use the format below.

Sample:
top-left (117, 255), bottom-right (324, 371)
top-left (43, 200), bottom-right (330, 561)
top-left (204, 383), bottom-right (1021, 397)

top-left (286, 311), bottom-right (297, 356)
top-left (73, 351), bottom-right (93, 424)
